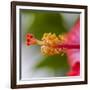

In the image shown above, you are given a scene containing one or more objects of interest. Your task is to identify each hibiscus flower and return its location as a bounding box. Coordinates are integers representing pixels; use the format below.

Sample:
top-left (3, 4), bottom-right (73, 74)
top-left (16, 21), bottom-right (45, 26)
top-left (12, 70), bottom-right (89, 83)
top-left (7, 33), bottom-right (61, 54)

top-left (25, 18), bottom-right (80, 76)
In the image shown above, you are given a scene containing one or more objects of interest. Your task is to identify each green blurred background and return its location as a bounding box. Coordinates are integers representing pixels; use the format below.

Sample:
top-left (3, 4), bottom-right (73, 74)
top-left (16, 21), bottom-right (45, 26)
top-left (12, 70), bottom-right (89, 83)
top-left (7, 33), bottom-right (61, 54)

top-left (20, 9), bottom-right (79, 80)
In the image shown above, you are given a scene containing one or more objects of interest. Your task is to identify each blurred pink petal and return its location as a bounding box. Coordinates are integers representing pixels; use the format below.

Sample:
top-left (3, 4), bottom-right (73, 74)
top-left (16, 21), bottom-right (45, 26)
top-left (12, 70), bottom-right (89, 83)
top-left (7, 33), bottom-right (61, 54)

top-left (67, 62), bottom-right (80, 76)
top-left (66, 18), bottom-right (80, 76)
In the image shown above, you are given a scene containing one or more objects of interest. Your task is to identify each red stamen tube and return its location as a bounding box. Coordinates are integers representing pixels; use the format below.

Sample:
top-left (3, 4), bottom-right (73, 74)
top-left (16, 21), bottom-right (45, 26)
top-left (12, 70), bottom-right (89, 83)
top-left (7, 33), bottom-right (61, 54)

top-left (57, 44), bottom-right (80, 49)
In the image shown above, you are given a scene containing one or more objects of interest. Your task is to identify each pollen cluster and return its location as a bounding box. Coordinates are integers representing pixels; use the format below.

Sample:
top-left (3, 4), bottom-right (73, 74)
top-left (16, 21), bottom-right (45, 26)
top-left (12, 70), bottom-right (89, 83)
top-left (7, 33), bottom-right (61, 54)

top-left (40, 33), bottom-right (65, 56)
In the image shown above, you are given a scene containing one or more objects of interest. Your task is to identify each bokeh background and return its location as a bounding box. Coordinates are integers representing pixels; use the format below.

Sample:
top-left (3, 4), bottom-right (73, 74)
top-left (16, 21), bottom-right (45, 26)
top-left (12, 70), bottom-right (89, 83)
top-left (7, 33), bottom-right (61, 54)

top-left (20, 9), bottom-right (80, 80)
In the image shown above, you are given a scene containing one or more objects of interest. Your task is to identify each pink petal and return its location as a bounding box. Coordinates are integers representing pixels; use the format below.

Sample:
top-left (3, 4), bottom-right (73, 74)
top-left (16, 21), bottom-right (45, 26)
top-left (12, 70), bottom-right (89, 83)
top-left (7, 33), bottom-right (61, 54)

top-left (66, 18), bottom-right (80, 76)
top-left (67, 62), bottom-right (80, 76)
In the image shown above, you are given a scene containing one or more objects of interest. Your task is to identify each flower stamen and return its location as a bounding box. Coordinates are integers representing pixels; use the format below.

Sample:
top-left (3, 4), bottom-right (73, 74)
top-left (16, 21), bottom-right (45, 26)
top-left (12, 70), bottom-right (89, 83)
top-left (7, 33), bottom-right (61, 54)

top-left (26, 33), bottom-right (80, 56)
